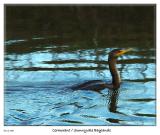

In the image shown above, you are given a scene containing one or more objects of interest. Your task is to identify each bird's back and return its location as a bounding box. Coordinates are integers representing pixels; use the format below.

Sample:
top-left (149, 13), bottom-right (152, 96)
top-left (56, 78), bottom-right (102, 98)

top-left (71, 80), bottom-right (107, 91)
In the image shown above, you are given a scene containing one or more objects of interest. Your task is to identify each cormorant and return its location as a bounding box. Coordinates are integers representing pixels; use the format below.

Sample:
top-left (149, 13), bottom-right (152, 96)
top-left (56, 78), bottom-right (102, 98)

top-left (71, 48), bottom-right (132, 91)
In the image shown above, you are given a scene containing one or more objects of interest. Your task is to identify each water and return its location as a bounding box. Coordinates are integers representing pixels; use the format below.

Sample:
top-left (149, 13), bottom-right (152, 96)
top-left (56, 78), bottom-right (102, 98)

top-left (4, 36), bottom-right (156, 126)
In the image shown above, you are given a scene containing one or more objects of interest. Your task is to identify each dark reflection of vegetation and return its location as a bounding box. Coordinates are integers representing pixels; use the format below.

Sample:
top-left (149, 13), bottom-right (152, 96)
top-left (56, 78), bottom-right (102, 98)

top-left (60, 120), bottom-right (83, 124)
top-left (60, 113), bottom-right (70, 116)
top-left (43, 59), bottom-right (155, 64)
top-left (124, 78), bottom-right (155, 82)
top-left (5, 5), bottom-right (156, 82)
top-left (134, 113), bottom-right (156, 117)
top-left (5, 5), bottom-right (155, 46)
top-left (127, 98), bottom-right (155, 102)
top-left (106, 118), bottom-right (124, 123)
top-left (5, 38), bottom-right (156, 56)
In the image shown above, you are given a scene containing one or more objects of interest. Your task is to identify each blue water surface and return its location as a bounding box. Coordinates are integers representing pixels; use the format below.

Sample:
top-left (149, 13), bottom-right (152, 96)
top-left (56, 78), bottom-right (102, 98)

top-left (4, 37), bottom-right (156, 126)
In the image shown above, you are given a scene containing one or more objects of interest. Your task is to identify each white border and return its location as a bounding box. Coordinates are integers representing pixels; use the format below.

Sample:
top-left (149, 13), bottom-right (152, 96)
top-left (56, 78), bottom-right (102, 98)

top-left (0, 0), bottom-right (159, 4)
top-left (0, 1), bottom-right (159, 135)
top-left (0, 3), bottom-right (4, 135)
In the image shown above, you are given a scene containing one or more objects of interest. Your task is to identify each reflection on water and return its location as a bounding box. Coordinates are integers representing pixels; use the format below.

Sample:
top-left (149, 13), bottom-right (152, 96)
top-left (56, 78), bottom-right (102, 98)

top-left (4, 36), bottom-right (156, 126)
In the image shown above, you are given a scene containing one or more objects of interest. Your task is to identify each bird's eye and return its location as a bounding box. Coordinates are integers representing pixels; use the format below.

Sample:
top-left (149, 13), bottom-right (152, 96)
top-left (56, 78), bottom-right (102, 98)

top-left (116, 50), bottom-right (121, 54)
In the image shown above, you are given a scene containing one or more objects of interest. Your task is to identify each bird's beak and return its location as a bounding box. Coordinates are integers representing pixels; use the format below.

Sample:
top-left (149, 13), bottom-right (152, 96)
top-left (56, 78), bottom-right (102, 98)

top-left (116, 48), bottom-right (133, 56)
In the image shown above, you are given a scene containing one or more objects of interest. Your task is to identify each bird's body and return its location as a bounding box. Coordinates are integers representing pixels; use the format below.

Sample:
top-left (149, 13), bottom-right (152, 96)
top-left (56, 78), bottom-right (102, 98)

top-left (71, 48), bottom-right (132, 91)
top-left (71, 80), bottom-right (108, 91)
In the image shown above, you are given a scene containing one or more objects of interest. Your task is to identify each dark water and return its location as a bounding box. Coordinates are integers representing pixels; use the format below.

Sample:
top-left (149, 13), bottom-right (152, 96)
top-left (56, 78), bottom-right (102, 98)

top-left (4, 35), bottom-right (156, 126)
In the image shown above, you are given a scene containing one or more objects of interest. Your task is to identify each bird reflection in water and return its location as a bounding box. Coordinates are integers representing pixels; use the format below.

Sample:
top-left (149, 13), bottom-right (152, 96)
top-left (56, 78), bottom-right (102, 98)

top-left (108, 89), bottom-right (120, 113)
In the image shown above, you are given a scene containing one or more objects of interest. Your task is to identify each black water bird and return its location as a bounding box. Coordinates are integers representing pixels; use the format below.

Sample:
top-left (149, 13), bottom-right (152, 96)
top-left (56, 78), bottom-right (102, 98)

top-left (71, 48), bottom-right (132, 91)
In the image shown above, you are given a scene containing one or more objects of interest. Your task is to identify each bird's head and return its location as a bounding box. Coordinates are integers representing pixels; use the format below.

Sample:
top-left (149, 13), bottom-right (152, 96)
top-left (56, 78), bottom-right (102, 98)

top-left (109, 48), bottom-right (132, 58)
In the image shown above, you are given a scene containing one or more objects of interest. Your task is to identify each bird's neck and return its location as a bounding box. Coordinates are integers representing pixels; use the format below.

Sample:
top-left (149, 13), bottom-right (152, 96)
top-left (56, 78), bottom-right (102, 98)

top-left (108, 57), bottom-right (121, 89)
